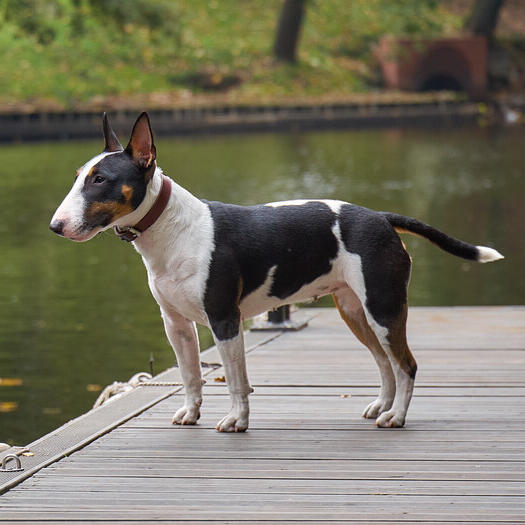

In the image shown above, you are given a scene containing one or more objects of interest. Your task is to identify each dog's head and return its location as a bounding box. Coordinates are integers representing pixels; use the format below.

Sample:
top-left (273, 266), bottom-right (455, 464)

top-left (50, 112), bottom-right (157, 242)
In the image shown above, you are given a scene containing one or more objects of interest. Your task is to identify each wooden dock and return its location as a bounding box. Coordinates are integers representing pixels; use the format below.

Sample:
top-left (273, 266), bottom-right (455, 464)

top-left (1, 306), bottom-right (524, 523)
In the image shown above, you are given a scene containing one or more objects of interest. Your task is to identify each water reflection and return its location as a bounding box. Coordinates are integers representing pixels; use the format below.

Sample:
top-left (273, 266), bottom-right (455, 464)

top-left (0, 126), bottom-right (522, 445)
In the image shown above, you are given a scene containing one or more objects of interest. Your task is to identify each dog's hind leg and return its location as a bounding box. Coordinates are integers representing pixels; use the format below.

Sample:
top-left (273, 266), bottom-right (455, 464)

top-left (335, 215), bottom-right (416, 427)
top-left (373, 303), bottom-right (417, 428)
top-left (160, 308), bottom-right (204, 426)
top-left (333, 288), bottom-right (396, 419)
top-left (346, 246), bottom-right (416, 428)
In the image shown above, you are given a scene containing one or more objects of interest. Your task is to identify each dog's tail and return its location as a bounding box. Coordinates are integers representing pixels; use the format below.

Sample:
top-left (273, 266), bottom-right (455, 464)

top-left (381, 212), bottom-right (504, 263)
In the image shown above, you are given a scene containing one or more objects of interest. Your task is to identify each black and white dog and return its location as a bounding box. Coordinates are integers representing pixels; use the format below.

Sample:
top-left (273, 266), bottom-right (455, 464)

top-left (50, 113), bottom-right (503, 432)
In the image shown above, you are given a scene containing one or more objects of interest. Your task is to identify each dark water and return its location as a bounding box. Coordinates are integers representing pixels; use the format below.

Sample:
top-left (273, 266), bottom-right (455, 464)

top-left (0, 126), bottom-right (523, 446)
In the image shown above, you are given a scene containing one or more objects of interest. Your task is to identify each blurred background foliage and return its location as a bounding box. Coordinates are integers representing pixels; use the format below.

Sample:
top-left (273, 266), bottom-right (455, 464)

top-left (0, 0), bottom-right (462, 107)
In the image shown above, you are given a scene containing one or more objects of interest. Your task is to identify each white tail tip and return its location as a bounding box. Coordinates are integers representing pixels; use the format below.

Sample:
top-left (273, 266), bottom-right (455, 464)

top-left (476, 246), bottom-right (504, 263)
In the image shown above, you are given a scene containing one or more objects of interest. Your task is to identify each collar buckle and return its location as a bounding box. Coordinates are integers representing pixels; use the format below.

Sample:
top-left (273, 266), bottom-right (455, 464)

top-left (113, 225), bottom-right (141, 242)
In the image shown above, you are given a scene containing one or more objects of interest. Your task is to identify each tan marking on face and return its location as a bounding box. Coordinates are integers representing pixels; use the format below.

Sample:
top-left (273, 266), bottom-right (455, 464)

top-left (121, 184), bottom-right (134, 203)
top-left (144, 162), bottom-right (156, 183)
top-left (86, 201), bottom-right (134, 224)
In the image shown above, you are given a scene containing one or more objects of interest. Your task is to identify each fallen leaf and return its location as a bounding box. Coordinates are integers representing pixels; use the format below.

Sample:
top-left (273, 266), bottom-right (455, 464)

top-left (0, 378), bottom-right (23, 387)
top-left (0, 402), bottom-right (18, 413)
top-left (214, 376), bottom-right (226, 383)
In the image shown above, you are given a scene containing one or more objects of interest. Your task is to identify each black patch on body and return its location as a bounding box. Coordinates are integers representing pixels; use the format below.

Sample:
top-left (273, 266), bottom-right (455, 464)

top-left (338, 204), bottom-right (411, 327)
top-left (204, 201), bottom-right (339, 340)
top-left (81, 152), bottom-right (148, 228)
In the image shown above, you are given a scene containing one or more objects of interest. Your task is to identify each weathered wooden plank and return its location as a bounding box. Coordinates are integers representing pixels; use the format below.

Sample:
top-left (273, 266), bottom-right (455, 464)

top-left (0, 517), bottom-right (515, 525)
top-left (150, 393), bottom-right (525, 409)
top-left (1, 508), bottom-right (525, 523)
top-left (1, 307), bottom-right (524, 523)
top-left (198, 385), bottom-right (525, 396)
top-left (122, 415), bottom-right (525, 431)
top-left (103, 428), bottom-right (525, 443)
top-left (67, 449), bottom-right (524, 462)
top-left (45, 457), bottom-right (525, 481)
top-left (2, 494), bottom-right (523, 523)
top-left (16, 476), bottom-right (525, 496)
top-left (4, 493), bottom-right (525, 509)
top-left (225, 372), bottom-right (525, 386)
top-left (0, 516), bottom-right (522, 525)
top-left (84, 434), bottom-right (525, 453)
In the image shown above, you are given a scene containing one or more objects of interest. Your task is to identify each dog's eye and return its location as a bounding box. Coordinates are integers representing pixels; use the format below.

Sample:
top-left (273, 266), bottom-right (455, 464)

top-left (93, 175), bottom-right (106, 184)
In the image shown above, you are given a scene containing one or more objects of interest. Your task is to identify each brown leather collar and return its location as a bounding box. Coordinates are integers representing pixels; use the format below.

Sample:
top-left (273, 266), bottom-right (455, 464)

top-left (114, 176), bottom-right (172, 242)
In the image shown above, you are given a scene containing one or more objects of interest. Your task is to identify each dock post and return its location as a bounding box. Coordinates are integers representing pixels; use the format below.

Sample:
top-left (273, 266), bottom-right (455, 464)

top-left (250, 305), bottom-right (308, 331)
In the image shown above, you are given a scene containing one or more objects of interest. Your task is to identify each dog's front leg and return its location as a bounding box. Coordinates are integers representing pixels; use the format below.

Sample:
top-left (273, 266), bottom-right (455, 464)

top-left (160, 308), bottom-right (204, 425)
top-left (210, 318), bottom-right (254, 432)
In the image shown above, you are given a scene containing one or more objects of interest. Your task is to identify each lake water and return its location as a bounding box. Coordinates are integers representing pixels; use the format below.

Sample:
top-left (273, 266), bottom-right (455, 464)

top-left (0, 125), bottom-right (523, 446)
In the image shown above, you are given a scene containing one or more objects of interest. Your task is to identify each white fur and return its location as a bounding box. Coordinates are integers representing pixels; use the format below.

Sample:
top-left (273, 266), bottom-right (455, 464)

top-left (212, 332), bottom-right (253, 432)
top-left (476, 245), bottom-right (504, 263)
top-left (239, 265), bottom-right (278, 317)
top-left (51, 151), bottom-right (120, 241)
top-left (239, 268), bottom-right (344, 319)
top-left (265, 199), bottom-right (311, 207)
top-left (160, 307), bottom-right (203, 426)
top-left (135, 169), bottom-right (214, 326)
top-left (266, 199), bottom-right (346, 215)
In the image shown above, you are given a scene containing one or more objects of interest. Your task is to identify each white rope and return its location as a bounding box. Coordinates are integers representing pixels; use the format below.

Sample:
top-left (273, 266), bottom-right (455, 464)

top-left (92, 364), bottom-right (222, 409)
top-left (93, 372), bottom-right (154, 408)
top-left (138, 381), bottom-right (184, 387)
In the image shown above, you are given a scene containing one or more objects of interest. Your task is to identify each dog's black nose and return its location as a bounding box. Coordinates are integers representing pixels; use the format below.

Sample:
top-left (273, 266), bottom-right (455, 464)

top-left (49, 220), bottom-right (65, 236)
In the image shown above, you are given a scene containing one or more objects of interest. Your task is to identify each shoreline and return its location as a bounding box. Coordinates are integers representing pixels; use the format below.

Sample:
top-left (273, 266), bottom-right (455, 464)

top-left (0, 98), bottom-right (493, 143)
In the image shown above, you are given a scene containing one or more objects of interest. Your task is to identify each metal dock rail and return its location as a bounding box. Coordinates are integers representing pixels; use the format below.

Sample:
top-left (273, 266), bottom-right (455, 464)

top-left (1, 306), bottom-right (524, 523)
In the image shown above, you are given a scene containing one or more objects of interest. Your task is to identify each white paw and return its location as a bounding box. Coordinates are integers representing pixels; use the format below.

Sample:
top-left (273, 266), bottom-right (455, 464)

top-left (362, 398), bottom-right (393, 419)
top-left (172, 404), bottom-right (201, 426)
top-left (216, 409), bottom-right (249, 433)
top-left (375, 409), bottom-right (405, 428)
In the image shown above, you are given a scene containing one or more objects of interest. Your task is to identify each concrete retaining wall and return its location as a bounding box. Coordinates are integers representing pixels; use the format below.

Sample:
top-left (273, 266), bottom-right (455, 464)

top-left (0, 100), bottom-right (483, 142)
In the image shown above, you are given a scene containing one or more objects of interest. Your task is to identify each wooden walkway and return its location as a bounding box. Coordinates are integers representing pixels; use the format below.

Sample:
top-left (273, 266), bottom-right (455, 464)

top-left (1, 306), bottom-right (524, 523)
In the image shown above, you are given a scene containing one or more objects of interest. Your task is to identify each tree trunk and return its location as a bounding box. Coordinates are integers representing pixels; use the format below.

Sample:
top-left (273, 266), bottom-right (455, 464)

top-left (274, 0), bottom-right (305, 63)
top-left (465, 0), bottom-right (505, 37)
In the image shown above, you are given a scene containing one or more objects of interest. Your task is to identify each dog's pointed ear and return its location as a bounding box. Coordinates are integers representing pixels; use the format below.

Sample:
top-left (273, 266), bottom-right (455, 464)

top-left (102, 113), bottom-right (124, 152)
top-left (125, 112), bottom-right (156, 170)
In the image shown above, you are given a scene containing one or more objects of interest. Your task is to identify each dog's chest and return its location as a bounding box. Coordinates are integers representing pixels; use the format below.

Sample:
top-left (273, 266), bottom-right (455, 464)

top-left (149, 270), bottom-right (209, 324)
top-left (133, 198), bottom-right (215, 324)
top-left (144, 234), bottom-right (213, 323)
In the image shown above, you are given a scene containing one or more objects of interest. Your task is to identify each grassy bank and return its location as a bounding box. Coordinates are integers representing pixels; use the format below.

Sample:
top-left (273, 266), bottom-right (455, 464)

top-left (0, 1), bottom-right (465, 111)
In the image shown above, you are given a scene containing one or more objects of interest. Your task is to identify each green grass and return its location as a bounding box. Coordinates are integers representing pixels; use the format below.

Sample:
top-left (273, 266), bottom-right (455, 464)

top-left (0, 0), bottom-right (463, 110)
